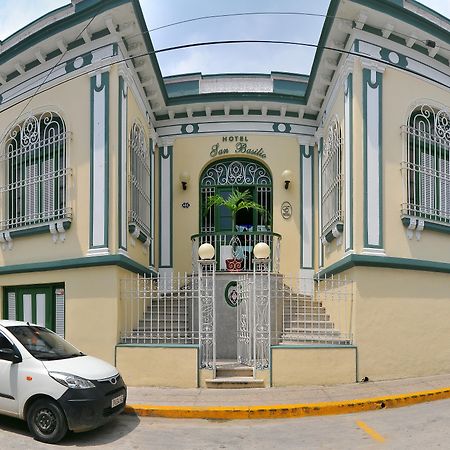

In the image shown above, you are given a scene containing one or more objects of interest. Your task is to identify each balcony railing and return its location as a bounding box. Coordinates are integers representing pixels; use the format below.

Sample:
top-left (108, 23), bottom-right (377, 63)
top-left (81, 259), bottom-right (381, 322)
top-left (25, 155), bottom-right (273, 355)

top-left (191, 231), bottom-right (281, 272)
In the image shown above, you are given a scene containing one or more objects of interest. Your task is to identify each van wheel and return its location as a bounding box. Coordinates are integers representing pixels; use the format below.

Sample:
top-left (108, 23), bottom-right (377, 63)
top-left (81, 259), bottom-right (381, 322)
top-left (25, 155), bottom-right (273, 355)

top-left (27, 399), bottom-right (68, 444)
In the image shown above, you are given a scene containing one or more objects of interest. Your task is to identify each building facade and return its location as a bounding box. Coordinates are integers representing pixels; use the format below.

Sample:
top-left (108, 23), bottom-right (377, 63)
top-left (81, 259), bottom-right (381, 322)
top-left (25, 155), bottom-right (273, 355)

top-left (0, 0), bottom-right (449, 387)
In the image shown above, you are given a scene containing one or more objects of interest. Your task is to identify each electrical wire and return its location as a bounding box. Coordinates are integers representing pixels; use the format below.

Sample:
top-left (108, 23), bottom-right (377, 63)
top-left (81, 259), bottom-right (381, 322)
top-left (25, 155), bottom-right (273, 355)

top-left (0, 38), bottom-right (448, 129)
top-left (143, 10), bottom-right (450, 53)
top-left (1, 13), bottom-right (99, 147)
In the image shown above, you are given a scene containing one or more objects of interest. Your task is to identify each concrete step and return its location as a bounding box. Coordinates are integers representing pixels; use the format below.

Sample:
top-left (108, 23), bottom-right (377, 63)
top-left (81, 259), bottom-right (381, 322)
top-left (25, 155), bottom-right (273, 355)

top-left (283, 321), bottom-right (335, 330)
top-left (215, 366), bottom-right (254, 378)
top-left (205, 377), bottom-right (265, 389)
top-left (283, 313), bottom-right (330, 321)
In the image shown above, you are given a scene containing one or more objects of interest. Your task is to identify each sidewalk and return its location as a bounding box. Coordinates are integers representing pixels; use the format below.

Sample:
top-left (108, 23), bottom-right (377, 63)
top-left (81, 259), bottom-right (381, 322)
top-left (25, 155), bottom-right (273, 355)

top-left (124, 373), bottom-right (450, 419)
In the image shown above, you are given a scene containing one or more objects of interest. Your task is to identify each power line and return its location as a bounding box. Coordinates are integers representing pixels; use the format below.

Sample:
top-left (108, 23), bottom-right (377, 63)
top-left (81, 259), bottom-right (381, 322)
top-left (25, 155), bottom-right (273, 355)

top-left (143, 11), bottom-right (449, 53)
top-left (0, 38), bottom-right (448, 128)
top-left (1, 13), bottom-right (99, 147)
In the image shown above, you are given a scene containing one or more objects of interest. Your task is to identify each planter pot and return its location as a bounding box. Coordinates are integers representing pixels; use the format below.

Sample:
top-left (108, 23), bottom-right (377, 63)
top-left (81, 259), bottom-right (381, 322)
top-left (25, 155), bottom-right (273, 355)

top-left (225, 258), bottom-right (243, 272)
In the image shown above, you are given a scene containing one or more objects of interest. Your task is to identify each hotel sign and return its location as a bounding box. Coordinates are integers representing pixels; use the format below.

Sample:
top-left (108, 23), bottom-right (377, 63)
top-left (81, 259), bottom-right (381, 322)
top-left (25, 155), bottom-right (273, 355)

top-left (210, 136), bottom-right (266, 159)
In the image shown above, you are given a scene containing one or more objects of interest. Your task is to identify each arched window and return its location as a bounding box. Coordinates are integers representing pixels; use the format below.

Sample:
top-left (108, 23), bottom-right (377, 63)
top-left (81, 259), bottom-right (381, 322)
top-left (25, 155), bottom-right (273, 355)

top-left (200, 158), bottom-right (272, 233)
top-left (321, 117), bottom-right (343, 235)
top-left (129, 123), bottom-right (151, 237)
top-left (1, 111), bottom-right (70, 231)
top-left (403, 104), bottom-right (450, 224)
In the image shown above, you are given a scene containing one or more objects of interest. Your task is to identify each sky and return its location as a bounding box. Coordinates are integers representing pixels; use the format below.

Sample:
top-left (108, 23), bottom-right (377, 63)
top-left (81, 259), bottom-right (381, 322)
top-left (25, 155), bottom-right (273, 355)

top-left (0, 0), bottom-right (448, 77)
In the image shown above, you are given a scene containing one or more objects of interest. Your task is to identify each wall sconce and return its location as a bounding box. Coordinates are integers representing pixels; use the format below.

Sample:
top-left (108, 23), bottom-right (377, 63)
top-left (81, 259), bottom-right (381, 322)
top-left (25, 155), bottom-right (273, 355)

top-left (179, 171), bottom-right (190, 190)
top-left (282, 169), bottom-right (293, 190)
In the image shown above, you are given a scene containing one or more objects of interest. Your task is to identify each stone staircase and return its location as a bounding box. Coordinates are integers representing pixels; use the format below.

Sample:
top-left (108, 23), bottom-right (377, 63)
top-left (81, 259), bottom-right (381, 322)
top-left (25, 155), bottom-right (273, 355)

top-left (279, 291), bottom-right (351, 345)
top-left (121, 290), bottom-right (197, 344)
top-left (205, 361), bottom-right (265, 389)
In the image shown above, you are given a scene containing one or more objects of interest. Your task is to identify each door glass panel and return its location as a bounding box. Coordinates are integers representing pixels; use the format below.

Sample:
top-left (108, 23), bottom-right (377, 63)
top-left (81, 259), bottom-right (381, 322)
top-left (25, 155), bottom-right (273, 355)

top-left (36, 293), bottom-right (46, 327)
top-left (23, 294), bottom-right (32, 323)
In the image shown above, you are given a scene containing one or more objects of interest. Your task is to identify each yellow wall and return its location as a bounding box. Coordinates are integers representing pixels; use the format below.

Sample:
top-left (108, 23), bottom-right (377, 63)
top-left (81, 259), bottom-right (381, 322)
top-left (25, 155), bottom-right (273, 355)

top-left (382, 67), bottom-right (450, 262)
top-left (351, 266), bottom-right (450, 380)
top-left (0, 266), bottom-right (122, 364)
top-left (272, 347), bottom-right (356, 386)
top-left (116, 346), bottom-right (198, 387)
top-left (0, 75), bottom-right (91, 265)
top-left (172, 134), bottom-right (301, 275)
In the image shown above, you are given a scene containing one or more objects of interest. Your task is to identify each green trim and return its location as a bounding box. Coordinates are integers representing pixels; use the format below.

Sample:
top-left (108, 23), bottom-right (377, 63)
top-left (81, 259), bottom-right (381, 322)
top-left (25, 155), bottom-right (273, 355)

top-left (224, 281), bottom-right (239, 308)
top-left (0, 0), bottom-right (129, 67)
top-left (118, 75), bottom-right (127, 251)
top-left (158, 145), bottom-right (173, 268)
top-left (362, 68), bottom-right (383, 249)
top-left (89, 71), bottom-right (110, 250)
top-left (5, 221), bottom-right (71, 238)
top-left (317, 254), bottom-right (450, 277)
top-left (167, 91), bottom-right (307, 107)
top-left (318, 137), bottom-right (324, 268)
top-left (271, 344), bottom-right (356, 349)
top-left (104, 72), bottom-right (110, 249)
top-left (128, 223), bottom-right (149, 244)
top-left (0, 255), bottom-right (155, 277)
top-left (402, 217), bottom-right (450, 234)
top-left (300, 145), bottom-right (315, 269)
top-left (345, 72), bottom-right (354, 252)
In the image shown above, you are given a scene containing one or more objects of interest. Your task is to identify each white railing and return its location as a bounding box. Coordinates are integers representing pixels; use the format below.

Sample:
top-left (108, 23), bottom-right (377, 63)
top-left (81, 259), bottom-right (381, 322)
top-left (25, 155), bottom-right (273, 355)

top-left (120, 273), bottom-right (199, 345)
top-left (273, 274), bottom-right (354, 346)
top-left (191, 231), bottom-right (281, 273)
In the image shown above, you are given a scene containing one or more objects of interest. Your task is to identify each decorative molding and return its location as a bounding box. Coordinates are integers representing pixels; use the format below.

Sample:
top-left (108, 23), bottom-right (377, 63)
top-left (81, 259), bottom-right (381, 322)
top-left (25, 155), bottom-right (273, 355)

top-left (89, 70), bottom-right (109, 251)
top-left (344, 72), bottom-right (353, 252)
top-left (159, 145), bottom-right (173, 268)
top-left (363, 68), bottom-right (383, 249)
top-left (118, 75), bottom-right (128, 251)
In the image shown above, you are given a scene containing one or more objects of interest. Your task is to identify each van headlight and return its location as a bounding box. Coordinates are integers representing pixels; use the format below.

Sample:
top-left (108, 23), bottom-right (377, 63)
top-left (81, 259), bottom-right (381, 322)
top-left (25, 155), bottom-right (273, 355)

top-left (49, 372), bottom-right (95, 389)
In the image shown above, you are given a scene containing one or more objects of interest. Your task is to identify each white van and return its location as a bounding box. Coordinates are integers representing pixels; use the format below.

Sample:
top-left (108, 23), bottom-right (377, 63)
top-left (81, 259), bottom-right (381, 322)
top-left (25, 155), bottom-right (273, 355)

top-left (0, 320), bottom-right (127, 444)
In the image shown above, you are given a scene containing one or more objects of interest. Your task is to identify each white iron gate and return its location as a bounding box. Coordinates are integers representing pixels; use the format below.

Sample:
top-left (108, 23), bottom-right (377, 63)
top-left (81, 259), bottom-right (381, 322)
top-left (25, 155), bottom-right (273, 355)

top-left (237, 274), bottom-right (252, 366)
top-left (236, 262), bottom-right (271, 371)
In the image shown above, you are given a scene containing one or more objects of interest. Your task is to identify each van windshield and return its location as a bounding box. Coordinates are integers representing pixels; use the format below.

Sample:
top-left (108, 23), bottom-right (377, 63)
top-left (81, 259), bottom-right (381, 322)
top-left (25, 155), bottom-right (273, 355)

top-left (7, 325), bottom-right (84, 361)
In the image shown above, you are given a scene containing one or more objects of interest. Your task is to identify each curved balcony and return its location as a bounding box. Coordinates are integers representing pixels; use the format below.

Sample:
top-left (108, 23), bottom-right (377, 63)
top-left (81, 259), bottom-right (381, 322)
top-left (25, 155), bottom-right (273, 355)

top-left (191, 231), bottom-right (282, 273)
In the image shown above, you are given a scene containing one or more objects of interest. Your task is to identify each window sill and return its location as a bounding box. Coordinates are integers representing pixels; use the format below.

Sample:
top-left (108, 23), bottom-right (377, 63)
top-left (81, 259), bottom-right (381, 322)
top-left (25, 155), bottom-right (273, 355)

top-left (1, 220), bottom-right (71, 239)
top-left (402, 216), bottom-right (450, 236)
top-left (128, 223), bottom-right (151, 245)
top-left (321, 222), bottom-right (344, 244)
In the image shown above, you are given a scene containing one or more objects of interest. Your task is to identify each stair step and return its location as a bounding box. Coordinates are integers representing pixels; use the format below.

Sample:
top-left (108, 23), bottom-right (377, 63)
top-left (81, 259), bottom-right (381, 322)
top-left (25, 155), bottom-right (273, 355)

top-left (215, 367), bottom-right (254, 378)
top-left (205, 377), bottom-right (265, 389)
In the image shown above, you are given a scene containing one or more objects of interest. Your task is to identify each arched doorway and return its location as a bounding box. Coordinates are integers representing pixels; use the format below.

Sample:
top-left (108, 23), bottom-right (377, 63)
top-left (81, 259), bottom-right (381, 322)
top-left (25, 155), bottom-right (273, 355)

top-left (200, 158), bottom-right (272, 234)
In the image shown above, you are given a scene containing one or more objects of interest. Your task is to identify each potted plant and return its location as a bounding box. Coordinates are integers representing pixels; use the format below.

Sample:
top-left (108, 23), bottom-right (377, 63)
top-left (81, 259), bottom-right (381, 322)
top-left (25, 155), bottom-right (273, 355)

top-left (205, 189), bottom-right (268, 271)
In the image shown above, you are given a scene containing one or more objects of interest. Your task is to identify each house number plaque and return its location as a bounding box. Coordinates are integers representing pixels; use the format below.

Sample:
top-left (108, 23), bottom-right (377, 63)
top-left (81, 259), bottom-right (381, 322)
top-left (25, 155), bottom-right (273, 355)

top-left (281, 201), bottom-right (292, 219)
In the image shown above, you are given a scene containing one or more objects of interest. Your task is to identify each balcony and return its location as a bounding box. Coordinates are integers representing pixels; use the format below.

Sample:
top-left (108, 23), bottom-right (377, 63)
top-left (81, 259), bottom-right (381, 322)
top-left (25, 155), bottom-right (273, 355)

top-left (191, 231), bottom-right (281, 272)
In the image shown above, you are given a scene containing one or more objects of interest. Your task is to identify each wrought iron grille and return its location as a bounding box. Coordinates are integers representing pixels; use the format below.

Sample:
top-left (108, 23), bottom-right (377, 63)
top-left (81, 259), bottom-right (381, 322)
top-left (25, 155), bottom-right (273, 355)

top-left (120, 273), bottom-right (199, 344)
top-left (321, 117), bottom-right (343, 234)
top-left (129, 123), bottom-right (151, 236)
top-left (0, 112), bottom-right (71, 231)
top-left (200, 159), bottom-right (272, 233)
top-left (402, 104), bottom-right (450, 224)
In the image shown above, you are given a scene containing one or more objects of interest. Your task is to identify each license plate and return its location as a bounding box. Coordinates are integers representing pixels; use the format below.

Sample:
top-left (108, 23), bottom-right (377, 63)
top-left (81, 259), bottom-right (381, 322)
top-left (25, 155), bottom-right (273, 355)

top-left (111, 394), bottom-right (124, 408)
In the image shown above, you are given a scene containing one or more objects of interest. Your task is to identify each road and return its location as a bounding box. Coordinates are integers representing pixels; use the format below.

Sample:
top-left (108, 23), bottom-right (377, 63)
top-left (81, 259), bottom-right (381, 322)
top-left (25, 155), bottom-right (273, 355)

top-left (0, 399), bottom-right (449, 449)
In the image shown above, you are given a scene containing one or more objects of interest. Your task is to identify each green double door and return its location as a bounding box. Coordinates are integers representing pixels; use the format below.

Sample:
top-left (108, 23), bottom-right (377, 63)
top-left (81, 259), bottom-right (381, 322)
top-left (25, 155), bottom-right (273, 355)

top-left (4, 285), bottom-right (64, 332)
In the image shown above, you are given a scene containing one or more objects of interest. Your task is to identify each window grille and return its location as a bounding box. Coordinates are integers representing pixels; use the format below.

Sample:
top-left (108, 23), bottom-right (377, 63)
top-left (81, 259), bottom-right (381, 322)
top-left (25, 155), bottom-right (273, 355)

top-left (199, 159), bottom-right (272, 233)
top-left (0, 112), bottom-right (71, 232)
top-left (321, 118), bottom-right (343, 234)
top-left (129, 123), bottom-right (151, 236)
top-left (402, 104), bottom-right (450, 224)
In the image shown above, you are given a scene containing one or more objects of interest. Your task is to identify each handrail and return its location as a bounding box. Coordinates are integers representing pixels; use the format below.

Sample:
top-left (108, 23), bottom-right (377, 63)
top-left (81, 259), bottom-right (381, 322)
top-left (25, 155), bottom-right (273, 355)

top-left (191, 230), bottom-right (282, 240)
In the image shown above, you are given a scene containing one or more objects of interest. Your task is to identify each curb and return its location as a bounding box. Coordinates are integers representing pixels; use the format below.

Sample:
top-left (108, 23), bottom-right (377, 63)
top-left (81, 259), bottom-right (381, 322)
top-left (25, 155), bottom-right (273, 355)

top-left (124, 387), bottom-right (450, 419)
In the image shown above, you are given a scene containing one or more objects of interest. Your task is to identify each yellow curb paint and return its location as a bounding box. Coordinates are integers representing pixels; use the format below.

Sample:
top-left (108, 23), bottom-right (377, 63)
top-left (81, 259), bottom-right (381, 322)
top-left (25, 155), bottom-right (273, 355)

top-left (356, 420), bottom-right (386, 443)
top-left (124, 386), bottom-right (450, 420)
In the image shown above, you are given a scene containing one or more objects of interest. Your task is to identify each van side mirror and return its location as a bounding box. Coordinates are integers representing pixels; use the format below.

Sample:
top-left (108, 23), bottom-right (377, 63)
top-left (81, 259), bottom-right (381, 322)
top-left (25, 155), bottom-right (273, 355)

top-left (0, 348), bottom-right (22, 364)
